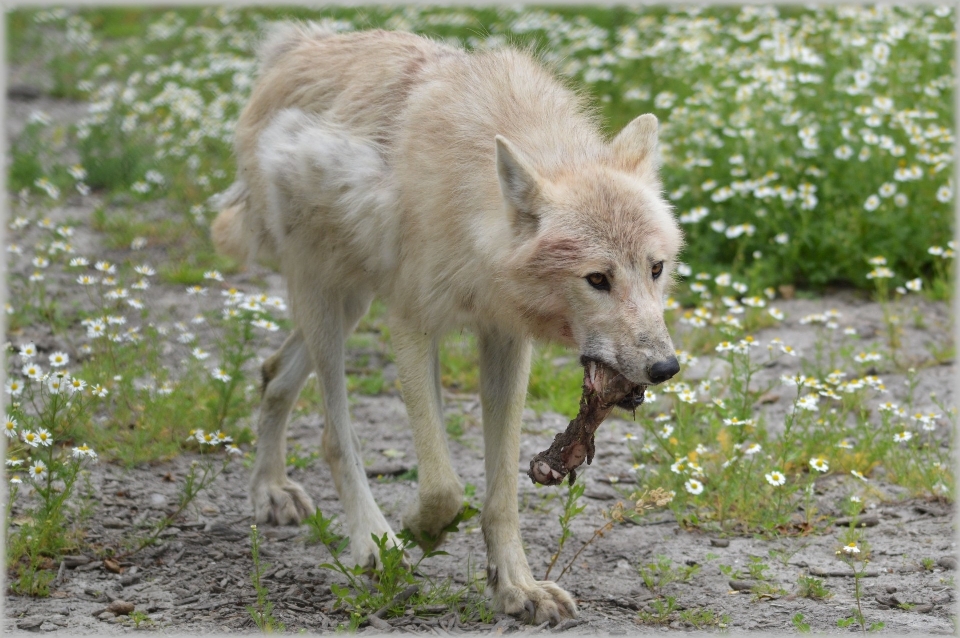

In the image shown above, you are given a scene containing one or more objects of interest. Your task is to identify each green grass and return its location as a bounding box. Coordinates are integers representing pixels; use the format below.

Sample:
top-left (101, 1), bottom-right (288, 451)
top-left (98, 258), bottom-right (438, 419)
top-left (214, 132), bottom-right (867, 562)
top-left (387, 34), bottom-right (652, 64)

top-left (8, 5), bottom-right (953, 293)
top-left (90, 205), bottom-right (193, 251)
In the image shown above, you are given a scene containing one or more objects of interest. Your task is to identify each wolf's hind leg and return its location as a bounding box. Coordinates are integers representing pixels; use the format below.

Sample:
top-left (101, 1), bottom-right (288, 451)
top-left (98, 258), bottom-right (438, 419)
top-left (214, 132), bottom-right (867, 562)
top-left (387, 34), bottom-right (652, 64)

top-left (250, 329), bottom-right (316, 525)
top-left (478, 329), bottom-right (577, 625)
top-left (389, 322), bottom-right (464, 549)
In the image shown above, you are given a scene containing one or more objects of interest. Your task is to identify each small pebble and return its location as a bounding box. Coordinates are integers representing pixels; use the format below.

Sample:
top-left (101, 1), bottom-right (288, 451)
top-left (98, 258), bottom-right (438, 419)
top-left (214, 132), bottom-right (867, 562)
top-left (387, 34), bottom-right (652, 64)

top-left (62, 555), bottom-right (91, 568)
top-left (913, 604), bottom-right (934, 614)
top-left (833, 515), bottom-right (879, 528)
top-left (76, 561), bottom-right (103, 573)
top-left (107, 600), bottom-right (135, 616)
top-left (711, 538), bottom-right (730, 548)
top-left (583, 489), bottom-right (616, 501)
top-left (937, 556), bottom-right (957, 570)
top-left (367, 615), bottom-right (391, 631)
top-left (729, 579), bottom-right (753, 592)
top-left (97, 612), bottom-right (115, 621)
top-left (554, 618), bottom-right (586, 632)
top-left (16, 617), bottom-right (43, 630)
top-left (120, 572), bottom-right (141, 587)
top-left (886, 586), bottom-right (898, 594)
top-left (263, 527), bottom-right (300, 541)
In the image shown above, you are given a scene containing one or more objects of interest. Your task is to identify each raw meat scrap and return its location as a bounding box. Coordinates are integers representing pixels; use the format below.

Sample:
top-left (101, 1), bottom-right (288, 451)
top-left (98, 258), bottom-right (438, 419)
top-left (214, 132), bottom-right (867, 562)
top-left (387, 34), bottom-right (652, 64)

top-left (527, 360), bottom-right (646, 486)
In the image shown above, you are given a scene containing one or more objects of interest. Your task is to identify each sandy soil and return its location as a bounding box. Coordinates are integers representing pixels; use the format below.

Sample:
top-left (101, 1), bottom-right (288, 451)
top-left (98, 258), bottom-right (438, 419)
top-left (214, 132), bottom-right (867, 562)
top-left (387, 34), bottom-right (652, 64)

top-left (4, 80), bottom-right (957, 637)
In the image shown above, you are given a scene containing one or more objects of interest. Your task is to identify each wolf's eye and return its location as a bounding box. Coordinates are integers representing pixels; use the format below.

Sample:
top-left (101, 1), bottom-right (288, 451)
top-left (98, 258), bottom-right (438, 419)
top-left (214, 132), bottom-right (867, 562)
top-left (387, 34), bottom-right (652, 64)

top-left (652, 261), bottom-right (664, 280)
top-left (586, 273), bottom-right (611, 291)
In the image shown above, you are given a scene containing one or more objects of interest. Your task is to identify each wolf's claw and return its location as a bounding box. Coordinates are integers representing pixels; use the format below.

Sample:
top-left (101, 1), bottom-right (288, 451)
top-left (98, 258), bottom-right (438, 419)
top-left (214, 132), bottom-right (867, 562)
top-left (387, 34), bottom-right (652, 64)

top-left (494, 579), bottom-right (578, 626)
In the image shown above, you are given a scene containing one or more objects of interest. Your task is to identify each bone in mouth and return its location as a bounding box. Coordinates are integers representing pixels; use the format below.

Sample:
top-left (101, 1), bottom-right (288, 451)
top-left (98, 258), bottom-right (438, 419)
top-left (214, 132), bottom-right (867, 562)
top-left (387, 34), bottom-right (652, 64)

top-left (527, 361), bottom-right (646, 486)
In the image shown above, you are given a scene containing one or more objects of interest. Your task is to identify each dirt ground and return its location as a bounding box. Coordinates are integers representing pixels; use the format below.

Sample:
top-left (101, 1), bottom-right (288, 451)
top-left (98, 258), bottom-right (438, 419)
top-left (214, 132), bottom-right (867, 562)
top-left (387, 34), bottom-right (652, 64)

top-left (4, 78), bottom-right (958, 637)
top-left (2, 328), bottom-right (957, 635)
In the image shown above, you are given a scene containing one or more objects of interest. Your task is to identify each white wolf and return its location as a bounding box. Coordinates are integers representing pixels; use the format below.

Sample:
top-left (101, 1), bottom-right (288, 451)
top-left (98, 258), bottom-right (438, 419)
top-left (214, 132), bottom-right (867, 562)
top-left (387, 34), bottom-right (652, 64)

top-left (212, 23), bottom-right (682, 625)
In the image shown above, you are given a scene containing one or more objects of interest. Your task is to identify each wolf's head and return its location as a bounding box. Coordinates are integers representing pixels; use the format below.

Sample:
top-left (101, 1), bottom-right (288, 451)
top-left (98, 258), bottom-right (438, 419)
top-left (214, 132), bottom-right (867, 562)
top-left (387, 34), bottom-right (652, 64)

top-left (499, 114), bottom-right (683, 386)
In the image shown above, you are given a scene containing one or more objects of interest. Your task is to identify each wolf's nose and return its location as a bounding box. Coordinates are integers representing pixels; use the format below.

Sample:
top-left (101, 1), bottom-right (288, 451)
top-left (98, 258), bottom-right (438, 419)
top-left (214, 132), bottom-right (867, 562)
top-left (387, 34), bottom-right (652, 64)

top-left (648, 356), bottom-right (680, 384)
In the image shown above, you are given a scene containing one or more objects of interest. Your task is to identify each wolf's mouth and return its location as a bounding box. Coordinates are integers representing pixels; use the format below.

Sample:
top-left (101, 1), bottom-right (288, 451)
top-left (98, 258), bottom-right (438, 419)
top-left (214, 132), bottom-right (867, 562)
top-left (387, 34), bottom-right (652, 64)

top-left (578, 356), bottom-right (646, 411)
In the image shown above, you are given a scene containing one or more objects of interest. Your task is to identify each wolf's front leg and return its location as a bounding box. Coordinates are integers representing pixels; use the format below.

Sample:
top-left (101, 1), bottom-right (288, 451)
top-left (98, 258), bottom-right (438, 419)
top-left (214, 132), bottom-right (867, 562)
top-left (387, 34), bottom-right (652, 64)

top-left (390, 322), bottom-right (464, 548)
top-left (478, 329), bottom-right (577, 625)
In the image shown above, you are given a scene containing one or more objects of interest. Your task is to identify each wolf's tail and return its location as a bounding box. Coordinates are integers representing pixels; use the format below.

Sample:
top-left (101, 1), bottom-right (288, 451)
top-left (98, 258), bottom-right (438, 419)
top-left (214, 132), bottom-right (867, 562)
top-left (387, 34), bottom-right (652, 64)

top-left (208, 181), bottom-right (252, 265)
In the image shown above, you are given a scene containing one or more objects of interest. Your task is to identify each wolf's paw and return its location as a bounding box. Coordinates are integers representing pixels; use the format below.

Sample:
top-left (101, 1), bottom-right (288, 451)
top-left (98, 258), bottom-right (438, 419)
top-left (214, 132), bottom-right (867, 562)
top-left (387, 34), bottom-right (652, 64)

top-left (250, 478), bottom-right (315, 526)
top-left (348, 528), bottom-right (406, 572)
top-left (490, 572), bottom-right (578, 626)
top-left (401, 492), bottom-right (463, 551)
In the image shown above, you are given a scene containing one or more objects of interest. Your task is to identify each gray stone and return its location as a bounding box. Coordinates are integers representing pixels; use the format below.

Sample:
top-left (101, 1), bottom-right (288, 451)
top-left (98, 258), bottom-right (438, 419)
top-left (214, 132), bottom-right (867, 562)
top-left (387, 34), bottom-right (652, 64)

top-left (937, 556), bottom-right (957, 570)
top-left (76, 560), bottom-right (103, 572)
top-left (833, 515), bottom-right (880, 528)
top-left (368, 615), bottom-right (391, 631)
top-left (62, 555), bottom-right (91, 568)
top-left (205, 521), bottom-right (247, 540)
top-left (729, 579), bottom-right (754, 592)
top-left (263, 528), bottom-right (299, 541)
top-left (16, 617), bottom-right (43, 631)
top-left (553, 618), bottom-right (586, 632)
top-left (120, 572), bottom-right (141, 587)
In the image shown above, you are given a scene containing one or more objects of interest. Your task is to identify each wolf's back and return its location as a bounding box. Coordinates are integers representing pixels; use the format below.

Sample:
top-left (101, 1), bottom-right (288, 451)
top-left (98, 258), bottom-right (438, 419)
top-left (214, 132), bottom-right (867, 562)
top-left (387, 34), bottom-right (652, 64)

top-left (256, 21), bottom-right (336, 75)
top-left (209, 22), bottom-right (336, 266)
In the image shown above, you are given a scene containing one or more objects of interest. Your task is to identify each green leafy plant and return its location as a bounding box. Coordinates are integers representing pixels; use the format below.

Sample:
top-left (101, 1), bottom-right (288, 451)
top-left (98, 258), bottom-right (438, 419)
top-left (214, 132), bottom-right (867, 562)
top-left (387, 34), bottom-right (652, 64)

top-left (120, 450), bottom-right (234, 558)
top-left (247, 524), bottom-right (285, 633)
top-left (128, 609), bottom-right (152, 629)
top-left (678, 607), bottom-right (729, 629)
top-left (837, 541), bottom-right (884, 634)
top-left (305, 504), bottom-right (480, 623)
top-left (637, 595), bottom-right (678, 625)
top-left (746, 556), bottom-right (771, 580)
top-left (544, 476), bottom-right (586, 580)
top-left (638, 554), bottom-right (700, 596)
top-left (797, 574), bottom-right (831, 600)
top-left (552, 488), bottom-right (674, 584)
top-left (5, 364), bottom-right (103, 595)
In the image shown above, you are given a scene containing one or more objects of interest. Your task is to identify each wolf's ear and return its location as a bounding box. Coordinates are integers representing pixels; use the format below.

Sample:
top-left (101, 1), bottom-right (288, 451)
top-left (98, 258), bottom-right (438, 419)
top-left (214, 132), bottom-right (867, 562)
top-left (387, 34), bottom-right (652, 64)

top-left (496, 135), bottom-right (541, 237)
top-left (611, 113), bottom-right (660, 175)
